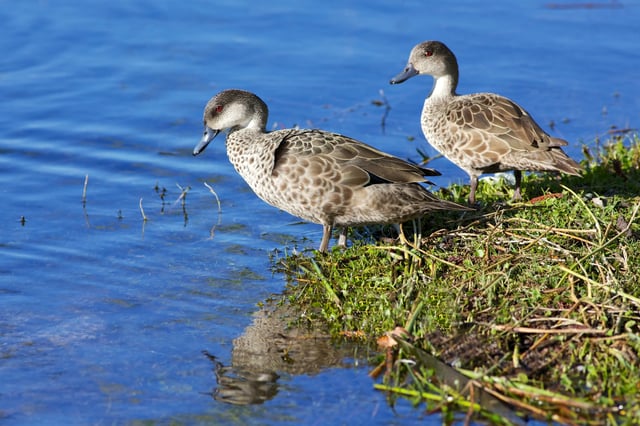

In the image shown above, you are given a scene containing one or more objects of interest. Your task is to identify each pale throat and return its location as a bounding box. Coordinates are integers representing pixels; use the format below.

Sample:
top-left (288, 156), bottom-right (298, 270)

top-left (245, 115), bottom-right (266, 130)
top-left (429, 74), bottom-right (457, 100)
top-left (229, 116), bottom-right (265, 134)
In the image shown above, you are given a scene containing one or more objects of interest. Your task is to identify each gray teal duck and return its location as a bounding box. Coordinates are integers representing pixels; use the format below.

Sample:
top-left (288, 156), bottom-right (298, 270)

top-left (390, 40), bottom-right (583, 204)
top-left (193, 89), bottom-right (470, 252)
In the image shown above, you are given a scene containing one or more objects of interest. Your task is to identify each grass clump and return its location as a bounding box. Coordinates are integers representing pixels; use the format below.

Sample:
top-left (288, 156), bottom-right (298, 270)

top-left (274, 133), bottom-right (640, 425)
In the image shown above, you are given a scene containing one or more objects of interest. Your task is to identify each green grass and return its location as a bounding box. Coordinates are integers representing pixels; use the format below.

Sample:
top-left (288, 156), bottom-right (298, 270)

top-left (272, 133), bottom-right (640, 425)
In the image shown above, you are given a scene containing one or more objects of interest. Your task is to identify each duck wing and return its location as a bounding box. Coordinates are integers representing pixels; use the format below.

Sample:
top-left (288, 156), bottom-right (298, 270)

top-left (445, 93), bottom-right (572, 170)
top-left (272, 129), bottom-right (440, 187)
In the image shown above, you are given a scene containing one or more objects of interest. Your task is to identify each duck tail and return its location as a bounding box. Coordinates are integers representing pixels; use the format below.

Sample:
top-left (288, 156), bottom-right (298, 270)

top-left (551, 148), bottom-right (584, 176)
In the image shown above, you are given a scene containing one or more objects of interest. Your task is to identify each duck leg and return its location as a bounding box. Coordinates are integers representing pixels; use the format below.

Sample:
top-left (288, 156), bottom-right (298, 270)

top-left (319, 224), bottom-right (332, 252)
top-left (337, 227), bottom-right (348, 248)
top-left (512, 170), bottom-right (523, 201)
top-left (469, 175), bottom-right (479, 205)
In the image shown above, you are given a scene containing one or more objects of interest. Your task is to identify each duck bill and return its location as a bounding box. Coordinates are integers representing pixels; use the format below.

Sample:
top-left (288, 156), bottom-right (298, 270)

top-left (390, 64), bottom-right (419, 84)
top-left (193, 127), bottom-right (220, 156)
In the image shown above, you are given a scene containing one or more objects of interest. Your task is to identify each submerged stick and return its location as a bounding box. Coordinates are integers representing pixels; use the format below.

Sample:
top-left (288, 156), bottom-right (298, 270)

top-left (204, 182), bottom-right (223, 238)
top-left (139, 197), bottom-right (147, 222)
top-left (377, 89), bottom-right (391, 134)
top-left (82, 174), bottom-right (89, 205)
top-left (203, 182), bottom-right (222, 216)
top-left (174, 183), bottom-right (191, 206)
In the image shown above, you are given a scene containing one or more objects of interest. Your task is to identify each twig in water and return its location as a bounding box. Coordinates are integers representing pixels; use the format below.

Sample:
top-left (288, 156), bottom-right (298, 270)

top-left (82, 174), bottom-right (89, 205)
top-left (174, 183), bottom-right (191, 206)
top-left (376, 89), bottom-right (391, 134)
top-left (203, 182), bottom-right (222, 216)
top-left (175, 183), bottom-right (191, 226)
top-left (204, 182), bottom-right (223, 238)
top-left (139, 197), bottom-right (147, 222)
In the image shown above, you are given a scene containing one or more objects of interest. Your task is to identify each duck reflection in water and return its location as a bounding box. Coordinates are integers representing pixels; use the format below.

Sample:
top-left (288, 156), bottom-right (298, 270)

top-left (203, 305), bottom-right (357, 405)
top-left (204, 351), bottom-right (279, 405)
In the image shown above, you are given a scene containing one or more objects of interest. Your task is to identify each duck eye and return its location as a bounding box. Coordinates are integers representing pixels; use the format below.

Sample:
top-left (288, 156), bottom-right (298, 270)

top-left (425, 50), bottom-right (433, 57)
top-left (215, 105), bottom-right (224, 113)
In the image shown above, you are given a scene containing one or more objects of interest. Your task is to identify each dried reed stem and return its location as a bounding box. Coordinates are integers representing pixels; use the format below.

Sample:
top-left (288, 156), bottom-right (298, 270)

top-left (139, 198), bottom-right (147, 222)
top-left (82, 174), bottom-right (89, 204)
top-left (203, 182), bottom-right (222, 215)
top-left (175, 183), bottom-right (191, 206)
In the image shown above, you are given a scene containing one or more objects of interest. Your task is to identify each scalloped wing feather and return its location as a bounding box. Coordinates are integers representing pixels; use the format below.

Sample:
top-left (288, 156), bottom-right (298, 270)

top-left (443, 93), bottom-right (581, 173)
top-left (271, 129), bottom-right (439, 187)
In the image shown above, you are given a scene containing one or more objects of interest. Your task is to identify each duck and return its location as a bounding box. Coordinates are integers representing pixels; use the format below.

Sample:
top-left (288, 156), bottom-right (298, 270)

top-left (390, 40), bottom-right (583, 205)
top-left (193, 89), bottom-right (470, 252)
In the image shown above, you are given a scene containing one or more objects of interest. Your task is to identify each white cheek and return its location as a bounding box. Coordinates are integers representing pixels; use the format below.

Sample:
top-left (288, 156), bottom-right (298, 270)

top-left (222, 103), bottom-right (250, 127)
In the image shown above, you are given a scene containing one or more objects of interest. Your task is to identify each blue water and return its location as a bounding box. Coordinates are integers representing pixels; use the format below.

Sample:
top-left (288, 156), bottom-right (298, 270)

top-left (1, 1), bottom-right (638, 424)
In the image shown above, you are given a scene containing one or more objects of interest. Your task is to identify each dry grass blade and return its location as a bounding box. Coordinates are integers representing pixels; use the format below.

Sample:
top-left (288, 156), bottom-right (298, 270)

top-left (490, 324), bottom-right (607, 335)
top-left (558, 265), bottom-right (640, 308)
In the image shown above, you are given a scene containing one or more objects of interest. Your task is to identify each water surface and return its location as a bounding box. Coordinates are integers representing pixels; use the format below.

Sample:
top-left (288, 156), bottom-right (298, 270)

top-left (1, 1), bottom-right (638, 424)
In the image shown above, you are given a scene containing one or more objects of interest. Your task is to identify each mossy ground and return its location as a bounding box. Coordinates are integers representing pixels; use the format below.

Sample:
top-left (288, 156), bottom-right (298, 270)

top-left (272, 133), bottom-right (640, 425)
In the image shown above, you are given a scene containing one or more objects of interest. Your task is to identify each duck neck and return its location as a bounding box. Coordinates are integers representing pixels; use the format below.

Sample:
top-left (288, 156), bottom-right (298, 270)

top-left (430, 73), bottom-right (458, 100)
top-left (248, 95), bottom-right (269, 132)
top-left (230, 95), bottom-right (269, 134)
top-left (244, 115), bottom-right (267, 132)
top-left (230, 112), bottom-right (267, 135)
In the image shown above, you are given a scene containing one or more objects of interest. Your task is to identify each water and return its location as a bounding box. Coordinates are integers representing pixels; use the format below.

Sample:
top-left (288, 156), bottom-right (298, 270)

top-left (1, 1), bottom-right (638, 424)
